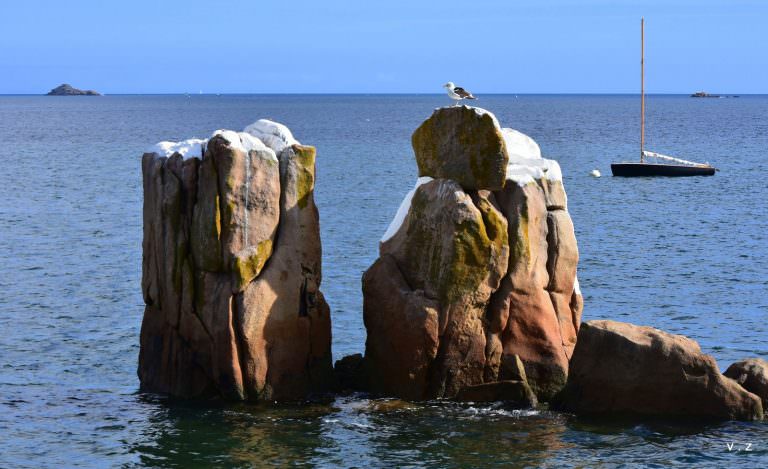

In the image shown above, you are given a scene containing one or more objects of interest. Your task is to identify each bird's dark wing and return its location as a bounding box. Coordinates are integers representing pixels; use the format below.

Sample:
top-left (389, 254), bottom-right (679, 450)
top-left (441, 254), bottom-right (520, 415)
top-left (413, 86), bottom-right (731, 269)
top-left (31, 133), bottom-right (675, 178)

top-left (453, 87), bottom-right (475, 99)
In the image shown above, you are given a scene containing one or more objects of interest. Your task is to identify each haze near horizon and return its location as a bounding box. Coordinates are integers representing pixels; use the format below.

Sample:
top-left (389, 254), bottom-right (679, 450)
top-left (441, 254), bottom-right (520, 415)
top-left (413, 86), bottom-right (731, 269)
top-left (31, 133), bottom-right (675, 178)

top-left (1, 0), bottom-right (766, 94)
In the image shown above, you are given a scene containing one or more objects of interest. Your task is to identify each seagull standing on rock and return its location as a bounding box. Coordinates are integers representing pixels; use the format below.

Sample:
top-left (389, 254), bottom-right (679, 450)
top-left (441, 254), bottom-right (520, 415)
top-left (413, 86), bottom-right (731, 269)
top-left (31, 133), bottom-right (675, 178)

top-left (443, 82), bottom-right (476, 105)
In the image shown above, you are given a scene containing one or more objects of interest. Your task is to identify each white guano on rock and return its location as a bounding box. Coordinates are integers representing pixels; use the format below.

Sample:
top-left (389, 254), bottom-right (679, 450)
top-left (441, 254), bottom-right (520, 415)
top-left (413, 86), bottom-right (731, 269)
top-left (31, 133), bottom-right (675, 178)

top-left (244, 119), bottom-right (299, 154)
top-left (211, 130), bottom-right (278, 162)
top-left (380, 176), bottom-right (434, 243)
top-left (502, 128), bottom-right (563, 187)
top-left (148, 138), bottom-right (208, 159)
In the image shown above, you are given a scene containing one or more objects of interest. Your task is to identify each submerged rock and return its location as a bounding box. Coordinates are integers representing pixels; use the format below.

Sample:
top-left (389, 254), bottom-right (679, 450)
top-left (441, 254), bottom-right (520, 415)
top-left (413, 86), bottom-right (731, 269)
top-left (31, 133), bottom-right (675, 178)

top-left (454, 380), bottom-right (537, 407)
top-left (724, 358), bottom-right (768, 409)
top-left (46, 83), bottom-right (100, 96)
top-left (334, 353), bottom-right (368, 392)
top-left (138, 121), bottom-right (333, 401)
top-left (559, 320), bottom-right (763, 420)
top-left (364, 106), bottom-right (582, 401)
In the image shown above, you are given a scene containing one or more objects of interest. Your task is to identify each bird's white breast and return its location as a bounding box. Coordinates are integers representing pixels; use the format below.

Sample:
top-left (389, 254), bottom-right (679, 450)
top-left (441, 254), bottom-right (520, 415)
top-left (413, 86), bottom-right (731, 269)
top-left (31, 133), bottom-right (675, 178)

top-left (446, 88), bottom-right (461, 100)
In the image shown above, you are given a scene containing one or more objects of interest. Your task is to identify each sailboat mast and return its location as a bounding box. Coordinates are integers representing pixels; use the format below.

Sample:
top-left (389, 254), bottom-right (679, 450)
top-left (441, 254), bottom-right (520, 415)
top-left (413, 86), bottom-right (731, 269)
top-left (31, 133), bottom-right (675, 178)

top-left (640, 17), bottom-right (645, 163)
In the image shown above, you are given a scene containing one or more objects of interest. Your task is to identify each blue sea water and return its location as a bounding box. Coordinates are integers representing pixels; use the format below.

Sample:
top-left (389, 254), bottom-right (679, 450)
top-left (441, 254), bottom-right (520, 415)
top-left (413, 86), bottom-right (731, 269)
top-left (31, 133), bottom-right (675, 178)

top-left (0, 94), bottom-right (766, 467)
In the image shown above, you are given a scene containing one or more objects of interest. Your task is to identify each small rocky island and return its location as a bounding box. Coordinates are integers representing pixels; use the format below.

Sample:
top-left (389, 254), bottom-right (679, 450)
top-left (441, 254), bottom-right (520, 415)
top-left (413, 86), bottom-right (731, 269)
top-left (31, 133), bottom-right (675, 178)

top-left (46, 83), bottom-right (101, 96)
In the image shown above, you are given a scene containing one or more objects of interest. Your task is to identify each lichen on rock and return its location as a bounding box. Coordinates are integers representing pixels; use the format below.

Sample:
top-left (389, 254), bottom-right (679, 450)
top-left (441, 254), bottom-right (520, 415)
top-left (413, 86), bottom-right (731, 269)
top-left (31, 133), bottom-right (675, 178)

top-left (412, 106), bottom-right (509, 190)
top-left (232, 239), bottom-right (273, 292)
top-left (364, 105), bottom-right (582, 402)
top-left (291, 145), bottom-right (316, 209)
top-left (138, 120), bottom-right (333, 401)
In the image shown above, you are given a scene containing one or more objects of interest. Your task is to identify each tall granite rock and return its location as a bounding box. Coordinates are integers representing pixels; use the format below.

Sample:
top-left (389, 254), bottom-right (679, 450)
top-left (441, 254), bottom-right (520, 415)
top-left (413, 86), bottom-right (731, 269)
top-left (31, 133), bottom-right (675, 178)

top-left (363, 106), bottom-right (582, 401)
top-left (139, 120), bottom-right (333, 401)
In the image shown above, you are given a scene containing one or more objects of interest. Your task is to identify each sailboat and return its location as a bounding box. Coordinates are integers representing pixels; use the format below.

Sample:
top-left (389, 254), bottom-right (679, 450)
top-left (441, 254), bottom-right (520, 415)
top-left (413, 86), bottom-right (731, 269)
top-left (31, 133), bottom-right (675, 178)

top-left (611, 18), bottom-right (716, 177)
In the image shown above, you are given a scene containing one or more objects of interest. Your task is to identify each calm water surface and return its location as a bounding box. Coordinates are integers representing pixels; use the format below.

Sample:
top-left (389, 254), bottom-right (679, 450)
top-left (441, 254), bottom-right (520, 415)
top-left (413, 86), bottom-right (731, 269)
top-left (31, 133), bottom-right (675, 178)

top-left (0, 94), bottom-right (766, 467)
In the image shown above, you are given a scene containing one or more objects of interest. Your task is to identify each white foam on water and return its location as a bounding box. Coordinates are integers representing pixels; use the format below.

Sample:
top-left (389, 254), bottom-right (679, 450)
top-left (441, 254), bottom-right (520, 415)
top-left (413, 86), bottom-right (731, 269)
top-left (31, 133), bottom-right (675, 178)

top-left (464, 405), bottom-right (540, 419)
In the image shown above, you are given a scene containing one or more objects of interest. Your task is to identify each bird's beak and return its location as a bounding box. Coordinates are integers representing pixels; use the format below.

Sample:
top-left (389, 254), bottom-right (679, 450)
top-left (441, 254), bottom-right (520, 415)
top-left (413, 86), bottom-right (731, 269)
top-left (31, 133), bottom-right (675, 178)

top-left (443, 83), bottom-right (449, 88)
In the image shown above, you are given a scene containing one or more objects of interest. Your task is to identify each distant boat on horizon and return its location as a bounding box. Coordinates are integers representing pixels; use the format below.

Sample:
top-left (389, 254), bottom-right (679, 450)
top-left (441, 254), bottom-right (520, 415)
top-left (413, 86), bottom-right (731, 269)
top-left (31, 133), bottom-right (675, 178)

top-left (611, 18), bottom-right (716, 177)
top-left (691, 91), bottom-right (720, 98)
top-left (691, 91), bottom-right (740, 98)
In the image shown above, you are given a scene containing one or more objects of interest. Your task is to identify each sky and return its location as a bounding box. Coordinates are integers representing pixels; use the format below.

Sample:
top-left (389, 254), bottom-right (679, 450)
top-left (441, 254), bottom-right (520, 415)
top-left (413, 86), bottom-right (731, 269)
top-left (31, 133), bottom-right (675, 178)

top-left (1, 0), bottom-right (766, 94)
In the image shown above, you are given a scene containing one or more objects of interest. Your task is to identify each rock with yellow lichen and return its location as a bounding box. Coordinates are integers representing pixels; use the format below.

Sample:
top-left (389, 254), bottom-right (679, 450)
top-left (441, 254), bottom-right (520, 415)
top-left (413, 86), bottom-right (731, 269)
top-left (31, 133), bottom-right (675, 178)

top-left (370, 180), bottom-right (508, 399)
top-left (138, 120), bottom-right (333, 401)
top-left (412, 106), bottom-right (509, 190)
top-left (363, 106), bottom-right (582, 402)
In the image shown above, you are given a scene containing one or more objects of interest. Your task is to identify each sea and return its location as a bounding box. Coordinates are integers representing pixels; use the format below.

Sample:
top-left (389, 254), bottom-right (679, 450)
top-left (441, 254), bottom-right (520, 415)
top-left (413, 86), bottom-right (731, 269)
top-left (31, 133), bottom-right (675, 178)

top-left (0, 94), bottom-right (766, 468)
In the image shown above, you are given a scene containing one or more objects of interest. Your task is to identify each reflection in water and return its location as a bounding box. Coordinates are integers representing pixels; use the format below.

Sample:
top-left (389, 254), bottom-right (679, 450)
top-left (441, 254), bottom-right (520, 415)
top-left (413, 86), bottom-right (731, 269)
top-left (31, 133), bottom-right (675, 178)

top-left (130, 395), bottom-right (575, 467)
top-left (131, 395), bottom-right (336, 467)
top-left (128, 394), bottom-right (768, 468)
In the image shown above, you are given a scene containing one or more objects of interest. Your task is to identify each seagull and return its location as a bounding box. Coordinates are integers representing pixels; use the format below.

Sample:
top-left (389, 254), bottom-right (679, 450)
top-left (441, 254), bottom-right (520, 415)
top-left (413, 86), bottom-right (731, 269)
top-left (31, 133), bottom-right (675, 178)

top-left (443, 82), bottom-right (476, 105)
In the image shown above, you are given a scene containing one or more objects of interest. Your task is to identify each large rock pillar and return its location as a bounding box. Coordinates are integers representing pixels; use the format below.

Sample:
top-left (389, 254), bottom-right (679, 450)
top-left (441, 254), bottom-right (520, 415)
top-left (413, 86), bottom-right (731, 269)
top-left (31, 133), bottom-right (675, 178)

top-left (363, 106), bottom-right (583, 401)
top-left (138, 120), bottom-right (333, 401)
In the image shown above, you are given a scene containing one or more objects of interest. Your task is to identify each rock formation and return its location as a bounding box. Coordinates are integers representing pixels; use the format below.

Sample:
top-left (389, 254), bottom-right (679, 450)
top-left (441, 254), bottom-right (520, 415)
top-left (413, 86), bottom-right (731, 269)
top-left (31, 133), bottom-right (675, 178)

top-left (138, 120), bottom-right (333, 401)
top-left (453, 354), bottom-right (537, 406)
top-left (363, 105), bottom-right (582, 401)
top-left (725, 358), bottom-right (768, 409)
top-left (334, 353), bottom-right (367, 392)
top-left (412, 106), bottom-right (508, 190)
top-left (559, 320), bottom-right (763, 420)
top-left (46, 83), bottom-right (101, 96)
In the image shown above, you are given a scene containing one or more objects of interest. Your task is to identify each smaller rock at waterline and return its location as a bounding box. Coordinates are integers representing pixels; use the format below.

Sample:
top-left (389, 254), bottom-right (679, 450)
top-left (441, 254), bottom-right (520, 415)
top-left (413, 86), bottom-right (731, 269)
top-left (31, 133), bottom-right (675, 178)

top-left (724, 358), bottom-right (768, 408)
top-left (454, 380), bottom-right (538, 407)
top-left (365, 399), bottom-right (417, 413)
top-left (334, 353), bottom-right (368, 392)
top-left (559, 320), bottom-right (763, 420)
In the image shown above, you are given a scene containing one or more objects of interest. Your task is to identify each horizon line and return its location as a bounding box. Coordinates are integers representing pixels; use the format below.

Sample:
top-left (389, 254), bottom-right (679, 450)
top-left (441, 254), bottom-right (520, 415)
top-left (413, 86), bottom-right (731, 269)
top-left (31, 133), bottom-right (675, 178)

top-left (1, 92), bottom-right (761, 96)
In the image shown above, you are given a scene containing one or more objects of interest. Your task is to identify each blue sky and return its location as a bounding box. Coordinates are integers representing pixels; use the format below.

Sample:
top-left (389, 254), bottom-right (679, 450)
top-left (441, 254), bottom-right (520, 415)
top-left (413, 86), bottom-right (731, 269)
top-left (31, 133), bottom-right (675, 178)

top-left (1, 0), bottom-right (766, 94)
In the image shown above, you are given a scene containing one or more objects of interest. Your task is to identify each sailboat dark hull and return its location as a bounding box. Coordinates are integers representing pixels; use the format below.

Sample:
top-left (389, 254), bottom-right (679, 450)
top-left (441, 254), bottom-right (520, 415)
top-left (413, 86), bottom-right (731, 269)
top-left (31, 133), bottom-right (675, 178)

top-left (611, 163), bottom-right (716, 177)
